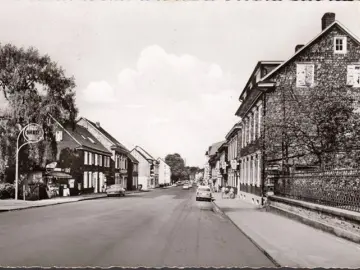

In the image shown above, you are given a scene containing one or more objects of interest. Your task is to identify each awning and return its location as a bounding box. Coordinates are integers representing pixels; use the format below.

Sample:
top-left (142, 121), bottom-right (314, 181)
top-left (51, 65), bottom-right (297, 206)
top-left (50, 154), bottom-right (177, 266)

top-left (45, 171), bottom-right (73, 179)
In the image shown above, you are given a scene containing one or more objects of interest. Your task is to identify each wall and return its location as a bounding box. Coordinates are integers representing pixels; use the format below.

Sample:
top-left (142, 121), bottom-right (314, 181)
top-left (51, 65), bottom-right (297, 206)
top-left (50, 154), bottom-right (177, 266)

top-left (130, 150), bottom-right (150, 190)
top-left (264, 24), bottom-right (360, 166)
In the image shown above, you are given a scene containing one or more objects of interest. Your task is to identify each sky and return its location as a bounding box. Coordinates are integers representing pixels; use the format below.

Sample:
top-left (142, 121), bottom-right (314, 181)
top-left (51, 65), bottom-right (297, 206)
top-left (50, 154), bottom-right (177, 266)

top-left (0, 1), bottom-right (359, 167)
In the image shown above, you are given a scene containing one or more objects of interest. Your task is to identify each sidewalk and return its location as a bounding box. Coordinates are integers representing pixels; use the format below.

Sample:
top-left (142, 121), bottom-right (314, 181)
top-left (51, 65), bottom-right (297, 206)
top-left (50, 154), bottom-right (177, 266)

top-left (0, 190), bottom-right (144, 212)
top-left (212, 192), bottom-right (360, 268)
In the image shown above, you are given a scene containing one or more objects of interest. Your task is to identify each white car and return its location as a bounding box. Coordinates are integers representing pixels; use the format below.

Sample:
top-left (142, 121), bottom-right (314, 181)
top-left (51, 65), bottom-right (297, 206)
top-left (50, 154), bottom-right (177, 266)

top-left (182, 184), bottom-right (189, 190)
top-left (106, 184), bottom-right (126, 197)
top-left (196, 186), bottom-right (212, 202)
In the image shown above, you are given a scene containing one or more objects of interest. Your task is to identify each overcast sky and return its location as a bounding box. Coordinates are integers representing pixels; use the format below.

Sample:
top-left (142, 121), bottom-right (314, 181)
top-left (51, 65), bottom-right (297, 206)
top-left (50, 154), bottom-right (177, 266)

top-left (0, 1), bottom-right (359, 167)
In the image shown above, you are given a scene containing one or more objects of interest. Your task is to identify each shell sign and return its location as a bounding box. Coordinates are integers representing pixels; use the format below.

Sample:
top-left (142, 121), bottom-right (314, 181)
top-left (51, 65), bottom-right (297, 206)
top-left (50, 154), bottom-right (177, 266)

top-left (24, 123), bottom-right (44, 143)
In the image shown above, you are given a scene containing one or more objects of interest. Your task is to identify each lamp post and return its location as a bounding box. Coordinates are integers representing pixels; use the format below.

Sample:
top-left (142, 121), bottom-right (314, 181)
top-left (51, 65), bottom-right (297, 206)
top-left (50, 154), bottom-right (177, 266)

top-left (15, 123), bottom-right (44, 200)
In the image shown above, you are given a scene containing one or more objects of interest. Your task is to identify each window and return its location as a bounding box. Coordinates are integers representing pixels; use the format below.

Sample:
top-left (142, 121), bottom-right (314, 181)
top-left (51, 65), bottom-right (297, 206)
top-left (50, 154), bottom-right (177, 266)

top-left (296, 64), bottom-right (315, 87)
top-left (55, 131), bottom-right (63, 142)
top-left (83, 171), bottom-right (88, 188)
top-left (88, 172), bottom-right (92, 188)
top-left (94, 154), bottom-right (98, 166)
top-left (88, 137), bottom-right (95, 144)
top-left (253, 108), bottom-right (258, 140)
top-left (347, 65), bottom-right (360, 87)
top-left (258, 105), bottom-right (262, 137)
top-left (334, 37), bottom-right (347, 54)
top-left (99, 155), bottom-right (103, 166)
top-left (84, 151), bottom-right (88, 165)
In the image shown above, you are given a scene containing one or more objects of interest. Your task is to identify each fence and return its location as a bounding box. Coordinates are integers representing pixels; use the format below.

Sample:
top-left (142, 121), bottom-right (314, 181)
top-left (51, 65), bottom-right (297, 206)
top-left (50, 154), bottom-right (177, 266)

top-left (274, 168), bottom-right (360, 213)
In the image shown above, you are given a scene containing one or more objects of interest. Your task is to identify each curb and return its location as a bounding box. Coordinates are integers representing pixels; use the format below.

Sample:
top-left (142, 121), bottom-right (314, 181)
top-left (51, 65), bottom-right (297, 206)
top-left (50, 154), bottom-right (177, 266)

top-left (269, 205), bottom-right (360, 245)
top-left (0, 195), bottom-right (107, 213)
top-left (211, 200), bottom-right (282, 268)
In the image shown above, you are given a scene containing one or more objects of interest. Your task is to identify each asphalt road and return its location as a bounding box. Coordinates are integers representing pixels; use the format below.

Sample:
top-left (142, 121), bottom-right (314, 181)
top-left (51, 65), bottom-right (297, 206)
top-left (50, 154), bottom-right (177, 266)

top-left (0, 186), bottom-right (275, 267)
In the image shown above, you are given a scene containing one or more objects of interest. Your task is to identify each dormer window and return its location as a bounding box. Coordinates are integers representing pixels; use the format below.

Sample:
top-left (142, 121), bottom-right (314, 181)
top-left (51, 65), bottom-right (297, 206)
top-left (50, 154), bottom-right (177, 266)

top-left (55, 131), bottom-right (63, 142)
top-left (334, 37), bottom-right (347, 54)
top-left (81, 135), bottom-right (86, 140)
top-left (88, 137), bottom-right (95, 144)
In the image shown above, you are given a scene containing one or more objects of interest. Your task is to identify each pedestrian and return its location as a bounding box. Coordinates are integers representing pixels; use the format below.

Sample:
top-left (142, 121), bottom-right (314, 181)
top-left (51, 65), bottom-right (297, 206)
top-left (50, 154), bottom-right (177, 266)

top-left (225, 186), bottom-right (229, 199)
top-left (230, 187), bottom-right (234, 199)
top-left (221, 186), bottom-right (225, 199)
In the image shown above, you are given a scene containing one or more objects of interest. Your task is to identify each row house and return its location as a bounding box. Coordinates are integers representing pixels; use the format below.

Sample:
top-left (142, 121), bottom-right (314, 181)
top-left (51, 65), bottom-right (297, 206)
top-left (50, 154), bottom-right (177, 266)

top-left (157, 158), bottom-right (171, 186)
top-left (130, 146), bottom-right (158, 190)
top-left (217, 142), bottom-right (228, 187)
top-left (77, 118), bottom-right (132, 189)
top-left (50, 116), bottom-right (112, 195)
top-left (205, 141), bottom-right (225, 188)
top-left (127, 153), bottom-right (139, 190)
top-left (235, 61), bottom-right (281, 205)
top-left (235, 12), bottom-right (360, 205)
top-left (225, 122), bottom-right (241, 190)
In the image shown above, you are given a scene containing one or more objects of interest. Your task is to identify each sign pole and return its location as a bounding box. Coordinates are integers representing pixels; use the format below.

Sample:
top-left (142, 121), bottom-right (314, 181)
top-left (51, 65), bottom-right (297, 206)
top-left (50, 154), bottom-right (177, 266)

top-left (15, 123), bottom-right (44, 200)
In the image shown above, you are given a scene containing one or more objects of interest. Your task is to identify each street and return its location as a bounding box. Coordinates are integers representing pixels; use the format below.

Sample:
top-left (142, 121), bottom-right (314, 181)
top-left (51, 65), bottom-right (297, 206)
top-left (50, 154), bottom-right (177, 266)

top-left (0, 187), bottom-right (275, 267)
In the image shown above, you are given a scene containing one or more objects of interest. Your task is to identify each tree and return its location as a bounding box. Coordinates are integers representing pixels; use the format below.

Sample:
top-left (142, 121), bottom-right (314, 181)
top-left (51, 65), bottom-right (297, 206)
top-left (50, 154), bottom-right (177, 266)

top-left (0, 44), bottom-right (78, 182)
top-left (165, 153), bottom-right (186, 182)
top-left (264, 81), bottom-right (360, 169)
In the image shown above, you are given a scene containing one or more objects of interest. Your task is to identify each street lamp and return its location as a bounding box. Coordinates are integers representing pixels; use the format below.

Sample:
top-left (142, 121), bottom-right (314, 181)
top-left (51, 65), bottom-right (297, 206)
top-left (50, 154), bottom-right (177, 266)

top-left (15, 123), bottom-right (44, 200)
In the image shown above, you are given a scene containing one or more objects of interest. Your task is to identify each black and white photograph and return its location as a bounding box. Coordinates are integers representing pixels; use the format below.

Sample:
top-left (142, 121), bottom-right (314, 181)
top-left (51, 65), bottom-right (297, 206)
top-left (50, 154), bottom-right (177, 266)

top-left (0, 0), bottom-right (360, 268)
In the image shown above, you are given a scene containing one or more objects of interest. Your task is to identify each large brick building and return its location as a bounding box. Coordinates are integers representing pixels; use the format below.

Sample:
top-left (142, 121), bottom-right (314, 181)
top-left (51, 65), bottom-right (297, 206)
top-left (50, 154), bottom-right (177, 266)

top-left (235, 13), bottom-right (360, 205)
top-left (50, 116), bottom-right (112, 195)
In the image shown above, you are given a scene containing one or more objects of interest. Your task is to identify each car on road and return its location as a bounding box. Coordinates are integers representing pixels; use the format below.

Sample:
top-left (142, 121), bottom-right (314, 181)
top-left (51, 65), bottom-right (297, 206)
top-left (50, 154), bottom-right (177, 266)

top-left (182, 184), bottom-right (190, 190)
top-left (106, 184), bottom-right (126, 197)
top-left (196, 186), bottom-right (212, 202)
top-left (171, 183), bottom-right (177, 187)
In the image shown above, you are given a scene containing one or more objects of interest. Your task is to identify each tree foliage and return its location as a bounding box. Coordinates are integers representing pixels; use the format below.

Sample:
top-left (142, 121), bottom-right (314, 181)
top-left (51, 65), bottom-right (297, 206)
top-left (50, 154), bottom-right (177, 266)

top-left (165, 153), bottom-right (186, 182)
top-left (0, 43), bottom-right (78, 182)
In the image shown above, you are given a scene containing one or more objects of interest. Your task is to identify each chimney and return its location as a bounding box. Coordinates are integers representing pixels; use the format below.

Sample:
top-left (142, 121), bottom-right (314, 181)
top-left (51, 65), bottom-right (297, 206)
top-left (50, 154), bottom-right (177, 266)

top-left (321, 12), bottom-right (336, 30)
top-left (295, 44), bottom-right (304, 53)
top-left (96, 122), bottom-right (100, 128)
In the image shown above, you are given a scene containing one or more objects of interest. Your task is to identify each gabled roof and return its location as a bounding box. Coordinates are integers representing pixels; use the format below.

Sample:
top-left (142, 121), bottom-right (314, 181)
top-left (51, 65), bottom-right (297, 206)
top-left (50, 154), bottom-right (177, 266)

top-left (208, 141), bottom-right (226, 157)
top-left (225, 122), bottom-right (242, 140)
top-left (51, 115), bottom-right (111, 155)
top-left (239, 61), bottom-right (283, 101)
top-left (79, 117), bottom-right (129, 153)
top-left (127, 152), bottom-right (139, 164)
top-left (261, 20), bottom-right (360, 83)
top-left (157, 157), bottom-right (171, 167)
top-left (134, 145), bottom-right (156, 160)
top-left (131, 146), bottom-right (156, 164)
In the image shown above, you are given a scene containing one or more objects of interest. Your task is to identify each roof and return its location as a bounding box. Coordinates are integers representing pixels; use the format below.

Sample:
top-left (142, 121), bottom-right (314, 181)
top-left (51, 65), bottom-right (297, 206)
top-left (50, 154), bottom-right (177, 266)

top-left (64, 124), bottom-right (111, 155)
top-left (81, 118), bottom-right (129, 153)
top-left (261, 20), bottom-right (360, 83)
top-left (134, 146), bottom-right (156, 161)
top-left (225, 122), bottom-right (242, 140)
top-left (127, 152), bottom-right (139, 164)
top-left (208, 141), bottom-right (226, 157)
top-left (239, 61), bottom-right (283, 101)
top-left (157, 157), bottom-right (170, 167)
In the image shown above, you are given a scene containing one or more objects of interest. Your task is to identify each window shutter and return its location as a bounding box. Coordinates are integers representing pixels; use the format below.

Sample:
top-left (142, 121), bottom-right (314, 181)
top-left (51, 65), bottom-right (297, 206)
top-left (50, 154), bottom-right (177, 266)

top-left (347, 65), bottom-right (355, 86)
top-left (304, 64), bottom-right (314, 86)
top-left (354, 65), bottom-right (360, 87)
top-left (84, 151), bottom-right (88, 165)
top-left (296, 64), bottom-right (306, 87)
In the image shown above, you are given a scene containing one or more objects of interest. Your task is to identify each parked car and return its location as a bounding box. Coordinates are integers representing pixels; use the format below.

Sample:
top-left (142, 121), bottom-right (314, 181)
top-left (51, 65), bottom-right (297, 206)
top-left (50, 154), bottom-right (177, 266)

top-left (196, 186), bottom-right (212, 202)
top-left (106, 184), bottom-right (126, 197)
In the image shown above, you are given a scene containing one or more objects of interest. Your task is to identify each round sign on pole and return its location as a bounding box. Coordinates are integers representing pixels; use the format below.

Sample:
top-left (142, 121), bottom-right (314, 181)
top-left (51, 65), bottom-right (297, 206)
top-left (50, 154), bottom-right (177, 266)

top-left (24, 123), bottom-right (44, 143)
